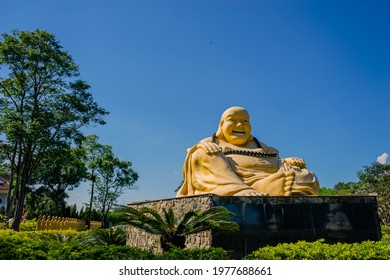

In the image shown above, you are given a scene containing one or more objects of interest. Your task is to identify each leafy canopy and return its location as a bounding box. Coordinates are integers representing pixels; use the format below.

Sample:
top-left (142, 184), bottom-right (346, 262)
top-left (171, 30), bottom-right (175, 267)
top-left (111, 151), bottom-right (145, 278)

top-left (0, 29), bottom-right (108, 230)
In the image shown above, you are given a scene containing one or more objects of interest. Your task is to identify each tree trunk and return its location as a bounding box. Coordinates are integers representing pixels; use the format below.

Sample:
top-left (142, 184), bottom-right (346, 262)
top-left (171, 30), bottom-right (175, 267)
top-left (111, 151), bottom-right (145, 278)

top-left (12, 178), bottom-right (27, 231)
top-left (12, 145), bottom-right (32, 231)
top-left (5, 145), bottom-right (17, 221)
top-left (100, 180), bottom-right (109, 228)
top-left (101, 211), bottom-right (107, 228)
top-left (86, 172), bottom-right (95, 229)
top-left (100, 201), bottom-right (106, 228)
top-left (160, 235), bottom-right (185, 252)
top-left (5, 179), bottom-right (14, 224)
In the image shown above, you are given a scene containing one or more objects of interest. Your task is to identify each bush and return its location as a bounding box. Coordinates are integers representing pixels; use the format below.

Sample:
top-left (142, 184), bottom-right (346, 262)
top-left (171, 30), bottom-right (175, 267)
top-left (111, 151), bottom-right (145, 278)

top-left (47, 244), bottom-right (155, 260)
top-left (381, 225), bottom-right (390, 242)
top-left (0, 214), bottom-right (4, 229)
top-left (0, 230), bottom-right (49, 259)
top-left (0, 230), bottom-right (84, 259)
top-left (245, 239), bottom-right (390, 260)
top-left (81, 228), bottom-right (126, 246)
top-left (2, 227), bottom-right (390, 260)
top-left (19, 219), bottom-right (37, 231)
top-left (0, 229), bottom-right (153, 260)
top-left (157, 247), bottom-right (231, 260)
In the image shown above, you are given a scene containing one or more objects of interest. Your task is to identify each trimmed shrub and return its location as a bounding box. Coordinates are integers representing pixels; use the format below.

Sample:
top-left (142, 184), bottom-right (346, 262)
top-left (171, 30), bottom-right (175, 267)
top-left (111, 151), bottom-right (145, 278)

top-left (157, 247), bottom-right (231, 260)
top-left (0, 230), bottom-right (154, 260)
top-left (245, 239), bottom-right (390, 260)
top-left (19, 219), bottom-right (37, 231)
top-left (46, 244), bottom-right (155, 260)
top-left (81, 228), bottom-right (126, 246)
top-left (2, 226), bottom-right (390, 260)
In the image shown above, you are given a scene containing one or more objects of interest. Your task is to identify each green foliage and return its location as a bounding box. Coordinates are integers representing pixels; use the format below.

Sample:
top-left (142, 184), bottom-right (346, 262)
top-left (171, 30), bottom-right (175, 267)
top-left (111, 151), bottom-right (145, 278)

top-left (320, 162), bottom-right (390, 226)
top-left (0, 229), bottom-right (152, 260)
top-left (0, 29), bottom-right (108, 230)
top-left (245, 239), bottom-right (390, 260)
top-left (93, 145), bottom-right (138, 228)
top-left (320, 182), bottom-right (360, 196)
top-left (106, 208), bottom-right (127, 226)
top-left (18, 219), bottom-right (37, 231)
top-left (0, 230), bottom-right (84, 259)
top-left (121, 206), bottom-right (239, 252)
top-left (357, 163), bottom-right (390, 225)
top-left (380, 225), bottom-right (390, 242)
top-left (80, 134), bottom-right (104, 229)
top-left (157, 247), bottom-right (231, 260)
top-left (0, 214), bottom-right (5, 229)
top-left (81, 228), bottom-right (126, 246)
top-left (79, 206), bottom-right (102, 222)
top-left (27, 146), bottom-right (87, 217)
top-left (333, 181), bottom-right (360, 194)
top-left (47, 244), bottom-right (154, 260)
top-left (319, 187), bottom-right (337, 196)
top-left (0, 229), bottom-right (229, 260)
top-left (1, 227), bottom-right (390, 260)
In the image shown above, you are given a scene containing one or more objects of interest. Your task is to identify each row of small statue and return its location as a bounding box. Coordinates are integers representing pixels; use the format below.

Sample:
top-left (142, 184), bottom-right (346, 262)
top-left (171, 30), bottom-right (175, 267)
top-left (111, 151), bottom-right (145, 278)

top-left (36, 215), bottom-right (101, 231)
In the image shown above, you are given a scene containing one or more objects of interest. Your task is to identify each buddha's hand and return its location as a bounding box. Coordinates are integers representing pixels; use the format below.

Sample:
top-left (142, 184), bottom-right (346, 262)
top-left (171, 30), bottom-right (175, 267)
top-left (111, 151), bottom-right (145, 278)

top-left (283, 157), bottom-right (306, 169)
top-left (196, 141), bottom-right (222, 155)
top-left (234, 189), bottom-right (268, 196)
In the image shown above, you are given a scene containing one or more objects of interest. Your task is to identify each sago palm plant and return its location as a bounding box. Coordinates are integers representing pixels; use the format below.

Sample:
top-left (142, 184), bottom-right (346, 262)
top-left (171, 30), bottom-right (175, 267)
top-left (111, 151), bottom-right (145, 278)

top-left (82, 228), bottom-right (127, 246)
top-left (122, 206), bottom-right (239, 252)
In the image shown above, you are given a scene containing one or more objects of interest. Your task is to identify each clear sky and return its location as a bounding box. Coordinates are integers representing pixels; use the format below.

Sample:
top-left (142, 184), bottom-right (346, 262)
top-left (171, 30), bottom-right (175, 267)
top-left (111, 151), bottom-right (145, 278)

top-left (1, 0), bottom-right (389, 208)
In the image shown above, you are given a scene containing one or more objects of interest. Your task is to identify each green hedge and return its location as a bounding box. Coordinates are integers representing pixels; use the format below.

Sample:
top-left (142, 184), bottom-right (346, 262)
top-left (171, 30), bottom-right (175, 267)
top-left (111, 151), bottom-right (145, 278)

top-left (1, 227), bottom-right (390, 260)
top-left (245, 226), bottom-right (390, 260)
top-left (0, 230), bottom-right (154, 260)
top-left (0, 230), bottom-right (228, 260)
top-left (155, 247), bottom-right (230, 260)
top-left (244, 239), bottom-right (390, 260)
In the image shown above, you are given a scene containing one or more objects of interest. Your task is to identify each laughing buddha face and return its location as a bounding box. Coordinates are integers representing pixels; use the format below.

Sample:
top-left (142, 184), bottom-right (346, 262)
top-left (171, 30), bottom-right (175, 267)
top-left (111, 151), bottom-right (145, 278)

top-left (220, 107), bottom-right (252, 146)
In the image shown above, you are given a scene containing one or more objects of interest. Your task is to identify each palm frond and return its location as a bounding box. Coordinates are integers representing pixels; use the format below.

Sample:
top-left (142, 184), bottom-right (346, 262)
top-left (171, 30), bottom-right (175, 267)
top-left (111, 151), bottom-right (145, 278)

top-left (122, 205), bottom-right (239, 251)
top-left (123, 207), bottom-right (166, 235)
top-left (188, 206), bottom-right (239, 234)
top-left (138, 207), bottom-right (171, 233)
top-left (176, 210), bottom-right (198, 235)
top-left (81, 228), bottom-right (126, 246)
top-left (162, 207), bottom-right (177, 233)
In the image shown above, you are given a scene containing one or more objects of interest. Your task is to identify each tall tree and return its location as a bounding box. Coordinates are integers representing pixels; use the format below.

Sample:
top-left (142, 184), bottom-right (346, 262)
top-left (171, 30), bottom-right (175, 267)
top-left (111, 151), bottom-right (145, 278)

top-left (321, 162), bottom-right (390, 225)
top-left (357, 162), bottom-right (390, 225)
top-left (0, 29), bottom-right (108, 230)
top-left (28, 145), bottom-right (87, 216)
top-left (320, 182), bottom-right (360, 196)
top-left (93, 146), bottom-right (138, 228)
top-left (81, 134), bottom-right (105, 229)
top-left (24, 187), bottom-right (53, 217)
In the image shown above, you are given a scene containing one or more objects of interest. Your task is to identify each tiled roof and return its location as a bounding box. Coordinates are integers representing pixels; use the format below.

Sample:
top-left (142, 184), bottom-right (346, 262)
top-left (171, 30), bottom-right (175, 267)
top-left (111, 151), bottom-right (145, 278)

top-left (0, 177), bottom-right (10, 191)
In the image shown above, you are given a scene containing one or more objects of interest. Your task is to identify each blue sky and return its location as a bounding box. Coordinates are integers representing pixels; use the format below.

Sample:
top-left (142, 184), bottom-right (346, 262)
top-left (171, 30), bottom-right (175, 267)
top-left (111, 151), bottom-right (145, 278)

top-left (1, 0), bottom-right (389, 207)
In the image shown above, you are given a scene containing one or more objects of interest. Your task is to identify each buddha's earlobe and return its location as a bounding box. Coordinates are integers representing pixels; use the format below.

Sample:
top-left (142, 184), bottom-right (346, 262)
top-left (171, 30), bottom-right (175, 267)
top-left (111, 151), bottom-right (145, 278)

top-left (215, 120), bottom-right (224, 139)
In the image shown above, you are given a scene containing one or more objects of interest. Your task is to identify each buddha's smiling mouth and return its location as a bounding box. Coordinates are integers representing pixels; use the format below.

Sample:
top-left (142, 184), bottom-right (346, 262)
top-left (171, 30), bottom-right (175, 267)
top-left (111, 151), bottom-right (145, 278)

top-left (232, 130), bottom-right (245, 134)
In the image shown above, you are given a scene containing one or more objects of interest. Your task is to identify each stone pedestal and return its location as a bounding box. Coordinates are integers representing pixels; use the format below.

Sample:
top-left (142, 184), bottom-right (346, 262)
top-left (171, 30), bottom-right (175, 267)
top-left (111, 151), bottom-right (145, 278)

top-left (126, 194), bottom-right (381, 259)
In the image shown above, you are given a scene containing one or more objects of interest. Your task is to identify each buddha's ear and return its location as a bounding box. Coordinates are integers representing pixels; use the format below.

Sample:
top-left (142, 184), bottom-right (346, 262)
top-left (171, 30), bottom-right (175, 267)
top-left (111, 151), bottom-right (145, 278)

top-left (215, 120), bottom-right (224, 139)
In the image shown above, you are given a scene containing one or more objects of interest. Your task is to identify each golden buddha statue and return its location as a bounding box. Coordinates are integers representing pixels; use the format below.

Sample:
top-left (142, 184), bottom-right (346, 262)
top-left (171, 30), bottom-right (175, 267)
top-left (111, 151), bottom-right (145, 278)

top-left (176, 106), bottom-right (320, 197)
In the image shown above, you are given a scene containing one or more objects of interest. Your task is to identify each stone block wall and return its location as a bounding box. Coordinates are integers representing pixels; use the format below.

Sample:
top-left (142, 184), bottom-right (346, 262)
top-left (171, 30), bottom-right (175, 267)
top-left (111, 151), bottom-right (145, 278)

top-left (126, 195), bottom-right (214, 254)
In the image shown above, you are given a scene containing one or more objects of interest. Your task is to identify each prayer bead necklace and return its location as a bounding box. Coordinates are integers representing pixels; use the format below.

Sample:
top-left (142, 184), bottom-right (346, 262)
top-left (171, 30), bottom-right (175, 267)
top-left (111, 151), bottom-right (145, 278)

top-left (211, 133), bottom-right (278, 158)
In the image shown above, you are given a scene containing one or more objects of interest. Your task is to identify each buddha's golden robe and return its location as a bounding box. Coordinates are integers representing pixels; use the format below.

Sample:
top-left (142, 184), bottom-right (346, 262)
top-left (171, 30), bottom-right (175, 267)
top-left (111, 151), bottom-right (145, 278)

top-left (176, 138), bottom-right (319, 197)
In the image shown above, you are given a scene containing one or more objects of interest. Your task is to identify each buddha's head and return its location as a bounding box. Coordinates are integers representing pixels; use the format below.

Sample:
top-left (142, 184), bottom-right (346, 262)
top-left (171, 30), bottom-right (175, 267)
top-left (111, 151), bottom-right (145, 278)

top-left (216, 106), bottom-right (252, 145)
